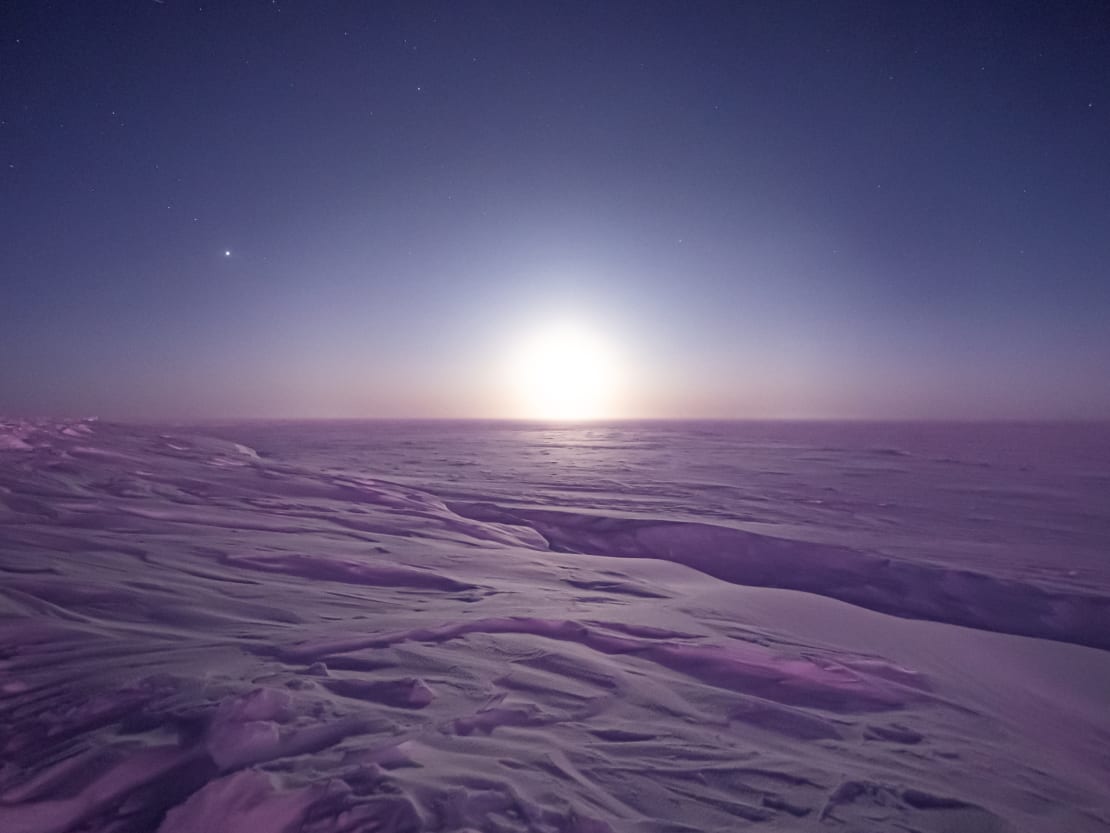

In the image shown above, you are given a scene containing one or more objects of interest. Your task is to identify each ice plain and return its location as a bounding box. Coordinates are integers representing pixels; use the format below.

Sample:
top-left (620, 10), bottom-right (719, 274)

top-left (1, 418), bottom-right (1109, 832)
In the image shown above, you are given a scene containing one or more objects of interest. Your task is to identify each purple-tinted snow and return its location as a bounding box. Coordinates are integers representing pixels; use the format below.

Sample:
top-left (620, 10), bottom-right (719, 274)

top-left (1, 418), bottom-right (1109, 832)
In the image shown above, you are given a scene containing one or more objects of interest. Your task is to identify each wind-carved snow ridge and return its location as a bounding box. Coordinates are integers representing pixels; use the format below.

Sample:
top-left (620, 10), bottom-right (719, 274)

top-left (0, 417), bottom-right (97, 451)
top-left (1, 418), bottom-right (1109, 832)
top-left (449, 503), bottom-right (1110, 651)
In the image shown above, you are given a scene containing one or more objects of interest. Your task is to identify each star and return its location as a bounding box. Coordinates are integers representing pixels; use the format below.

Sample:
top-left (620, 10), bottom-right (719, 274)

top-left (224, 250), bottom-right (231, 257)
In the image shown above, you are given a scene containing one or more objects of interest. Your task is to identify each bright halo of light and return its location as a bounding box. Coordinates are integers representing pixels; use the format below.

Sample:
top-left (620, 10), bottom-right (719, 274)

top-left (507, 321), bottom-right (620, 420)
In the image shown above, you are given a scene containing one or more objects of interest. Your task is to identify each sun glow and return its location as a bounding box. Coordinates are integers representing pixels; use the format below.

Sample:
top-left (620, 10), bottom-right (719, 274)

top-left (507, 321), bottom-right (620, 421)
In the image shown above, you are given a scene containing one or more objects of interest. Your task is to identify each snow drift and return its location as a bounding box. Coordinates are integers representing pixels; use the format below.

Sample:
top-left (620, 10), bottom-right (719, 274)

top-left (1, 418), bottom-right (1109, 832)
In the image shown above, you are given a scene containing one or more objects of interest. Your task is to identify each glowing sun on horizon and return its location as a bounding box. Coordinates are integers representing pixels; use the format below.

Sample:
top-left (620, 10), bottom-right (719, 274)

top-left (507, 321), bottom-right (620, 421)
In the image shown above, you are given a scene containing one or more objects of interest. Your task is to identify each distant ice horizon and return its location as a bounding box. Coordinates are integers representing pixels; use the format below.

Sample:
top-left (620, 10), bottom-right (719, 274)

top-left (8, 414), bottom-right (1110, 426)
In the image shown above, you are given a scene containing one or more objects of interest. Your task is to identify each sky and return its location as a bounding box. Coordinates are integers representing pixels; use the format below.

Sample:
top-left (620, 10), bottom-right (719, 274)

top-left (2, 1), bottom-right (1108, 420)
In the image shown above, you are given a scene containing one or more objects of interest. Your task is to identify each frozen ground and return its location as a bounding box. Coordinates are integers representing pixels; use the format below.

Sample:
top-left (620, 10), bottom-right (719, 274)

top-left (1, 418), bottom-right (1109, 832)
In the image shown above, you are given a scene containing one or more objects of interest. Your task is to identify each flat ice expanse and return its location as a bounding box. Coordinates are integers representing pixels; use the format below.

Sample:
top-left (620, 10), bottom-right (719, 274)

top-left (1, 419), bottom-right (1109, 832)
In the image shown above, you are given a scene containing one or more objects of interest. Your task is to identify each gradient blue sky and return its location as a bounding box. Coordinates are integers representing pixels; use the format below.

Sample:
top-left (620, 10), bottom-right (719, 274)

top-left (2, 1), bottom-right (1108, 419)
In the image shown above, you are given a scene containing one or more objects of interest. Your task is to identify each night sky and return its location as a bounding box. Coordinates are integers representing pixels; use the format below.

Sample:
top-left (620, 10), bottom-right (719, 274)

top-left (3, 1), bottom-right (1108, 420)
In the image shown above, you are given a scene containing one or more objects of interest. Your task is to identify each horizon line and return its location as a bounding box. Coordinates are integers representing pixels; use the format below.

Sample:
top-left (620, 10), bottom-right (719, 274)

top-left (62, 415), bottom-right (1110, 426)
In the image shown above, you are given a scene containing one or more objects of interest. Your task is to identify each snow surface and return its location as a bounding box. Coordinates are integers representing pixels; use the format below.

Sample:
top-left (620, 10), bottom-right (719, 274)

top-left (1, 418), bottom-right (1109, 832)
